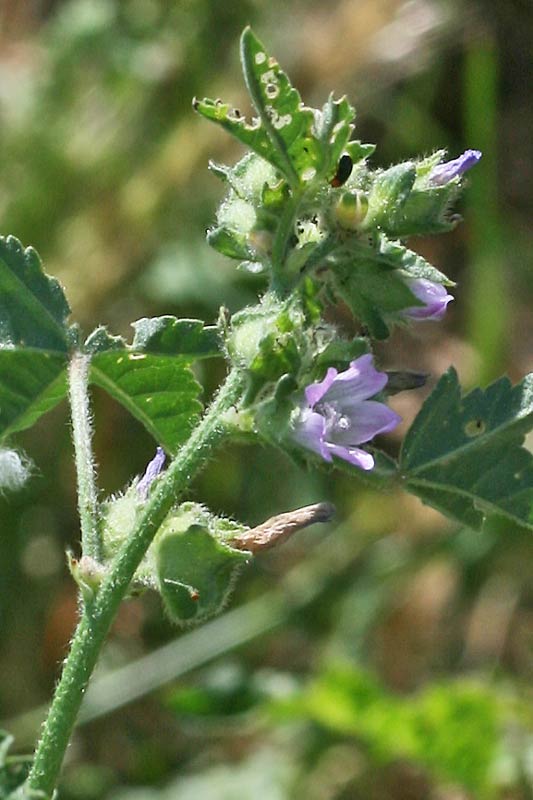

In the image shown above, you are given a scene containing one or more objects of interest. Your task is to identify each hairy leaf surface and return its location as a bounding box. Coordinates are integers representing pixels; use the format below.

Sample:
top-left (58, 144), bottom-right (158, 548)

top-left (0, 236), bottom-right (71, 352)
top-left (402, 369), bottom-right (533, 530)
top-left (91, 352), bottom-right (203, 454)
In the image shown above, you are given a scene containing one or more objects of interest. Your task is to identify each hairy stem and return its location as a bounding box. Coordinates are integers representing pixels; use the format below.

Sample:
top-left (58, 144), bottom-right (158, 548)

top-left (26, 367), bottom-right (244, 798)
top-left (68, 353), bottom-right (100, 561)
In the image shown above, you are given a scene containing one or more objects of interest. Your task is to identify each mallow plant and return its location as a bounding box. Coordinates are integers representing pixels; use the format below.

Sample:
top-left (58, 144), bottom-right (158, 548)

top-left (0, 27), bottom-right (531, 799)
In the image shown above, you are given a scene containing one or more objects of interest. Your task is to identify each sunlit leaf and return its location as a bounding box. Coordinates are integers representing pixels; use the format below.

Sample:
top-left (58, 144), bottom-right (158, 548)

top-left (402, 369), bottom-right (533, 530)
top-left (196, 29), bottom-right (355, 190)
top-left (131, 317), bottom-right (221, 359)
top-left (91, 352), bottom-right (203, 454)
top-left (0, 236), bottom-right (71, 352)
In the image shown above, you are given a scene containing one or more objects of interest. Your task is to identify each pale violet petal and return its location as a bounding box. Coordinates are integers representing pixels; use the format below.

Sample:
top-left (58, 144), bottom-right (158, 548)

top-left (322, 354), bottom-right (387, 405)
top-left (429, 149), bottom-right (482, 186)
top-left (137, 446), bottom-right (166, 499)
top-left (305, 367), bottom-right (338, 407)
top-left (290, 408), bottom-right (331, 461)
top-left (404, 278), bottom-right (453, 321)
top-left (329, 400), bottom-right (402, 445)
top-left (326, 443), bottom-right (375, 470)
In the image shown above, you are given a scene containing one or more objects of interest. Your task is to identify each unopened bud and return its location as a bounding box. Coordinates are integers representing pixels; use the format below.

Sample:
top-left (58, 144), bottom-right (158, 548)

top-left (334, 191), bottom-right (368, 231)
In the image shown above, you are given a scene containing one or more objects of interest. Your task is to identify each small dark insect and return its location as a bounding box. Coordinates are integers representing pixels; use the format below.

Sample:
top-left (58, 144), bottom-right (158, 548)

top-left (330, 154), bottom-right (353, 187)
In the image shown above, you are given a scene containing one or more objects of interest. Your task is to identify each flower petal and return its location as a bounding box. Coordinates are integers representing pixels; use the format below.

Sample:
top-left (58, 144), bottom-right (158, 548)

top-left (404, 278), bottom-right (453, 321)
top-left (326, 443), bottom-right (375, 470)
top-left (429, 149), bottom-right (482, 186)
top-left (137, 446), bottom-right (166, 499)
top-left (290, 408), bottom-right (332, 461)
top-left (329, 400), bottom-right (402, 445)
top-left (305, 367), bottom-right (338, 407)
top-left (321, 354), bottom-right (388, 405)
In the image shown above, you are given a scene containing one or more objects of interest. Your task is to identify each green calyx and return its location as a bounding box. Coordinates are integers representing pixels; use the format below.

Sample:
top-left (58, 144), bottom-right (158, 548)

top-left (98, 492), bottom-right (251, 626)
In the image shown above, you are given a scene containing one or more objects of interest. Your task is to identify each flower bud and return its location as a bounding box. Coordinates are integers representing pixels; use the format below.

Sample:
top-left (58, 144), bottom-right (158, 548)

top-left (334, 191), bottom-right (368, 231)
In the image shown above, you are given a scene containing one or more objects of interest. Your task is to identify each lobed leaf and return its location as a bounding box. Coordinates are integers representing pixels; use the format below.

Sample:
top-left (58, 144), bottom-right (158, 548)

top-left (315, 94), bottom-right (356, 179)
top-left (0, 350), bottom-right (67, 440)
top-left (401, 369), bottom-right (533, 530)
top-left (91, 352), bottom-right (203, 454)
top-left (193, 97), bottom-right (278, 172)
top-left (0, 236), bottom-right (71, 352)
top-left (196, 29), bottom-right (355, 190)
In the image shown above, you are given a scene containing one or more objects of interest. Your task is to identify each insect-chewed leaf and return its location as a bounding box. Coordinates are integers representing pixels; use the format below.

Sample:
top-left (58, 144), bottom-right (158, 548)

top-left (0, 235), bottom-right (71, 352)
top-left (240, 27), bottom-right (322, 187)
top-left (156, 523), bottom-right (249, 626)
top-left (194, 97), bottom-right (277, 168)
top-left (84, 326), bottom-right (126, 354)
top-left (197, 29), bottom-right (354, 190)
top-left (401, 368), bottom-right (533, 530)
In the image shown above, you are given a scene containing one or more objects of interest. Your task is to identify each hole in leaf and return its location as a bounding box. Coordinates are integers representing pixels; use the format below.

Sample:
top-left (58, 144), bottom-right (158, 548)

top-left (464, 418), bottom-right (486, 437)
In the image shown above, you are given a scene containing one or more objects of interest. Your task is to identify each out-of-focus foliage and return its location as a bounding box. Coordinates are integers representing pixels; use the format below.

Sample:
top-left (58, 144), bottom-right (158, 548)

top-left (0, 0), bottom-right (532, 798)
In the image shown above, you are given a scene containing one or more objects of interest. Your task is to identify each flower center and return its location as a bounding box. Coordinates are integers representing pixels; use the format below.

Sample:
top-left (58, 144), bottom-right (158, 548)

top-left (317, 402), bottom-right (351, 436)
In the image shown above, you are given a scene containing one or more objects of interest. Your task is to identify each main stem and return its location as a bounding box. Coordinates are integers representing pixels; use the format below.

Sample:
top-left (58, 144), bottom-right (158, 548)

top-left (68, 353), bottom-right (101, 561)
top-left (26, 367), bottom-right (244, 798)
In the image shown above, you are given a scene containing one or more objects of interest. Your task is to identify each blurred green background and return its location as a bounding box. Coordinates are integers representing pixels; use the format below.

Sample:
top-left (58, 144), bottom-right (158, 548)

top-left (0, 0), bottom-right (532, 797)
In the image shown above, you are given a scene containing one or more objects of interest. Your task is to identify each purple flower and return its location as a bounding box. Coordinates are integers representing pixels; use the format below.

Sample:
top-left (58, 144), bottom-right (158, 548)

top-left (137, 446), bottom-right (166, 499)
top-left (290, 354), bottom-right (401, 471)
top-left (403, 278), bottom-right (454, 322)
top-left (429, 149), bottom-right (482, 186)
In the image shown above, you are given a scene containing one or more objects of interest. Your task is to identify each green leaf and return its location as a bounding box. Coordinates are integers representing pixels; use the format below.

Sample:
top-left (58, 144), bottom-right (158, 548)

top-left (401, 369), bottom-right (533, 530)
top-left (0, 350), bottom-right (67, 440)
top-left (84, 326), bottom-right (126, 354)
top-left (0, 235), bottom-right (71, 352)
top-left (373, 234), bottom-right (453, 286)
top-left (315, 94), bottom-right (355, 179)
top-left (131, 317), bottom-right (221, 359)
top-left (196, 29), bottom-right (354, 190)
top-left (194, 96), bottom-right (278, 174)
top-left (277, 667), bottom-right (501, 793)
top-left (91, 352), bottom-right (203, 454)
top-left (345, 140), bottom-right (376, 163)
top-left (328, 234), bottom-right (453, 338)
top-left (239, 27), bottom-right (319, 187)
top-left (206, 227), bottom-right (254, 261)
top-left (388, 187), bottom-right (459, 237)
top-left (156, 523), bottom-right (249, 626)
